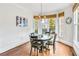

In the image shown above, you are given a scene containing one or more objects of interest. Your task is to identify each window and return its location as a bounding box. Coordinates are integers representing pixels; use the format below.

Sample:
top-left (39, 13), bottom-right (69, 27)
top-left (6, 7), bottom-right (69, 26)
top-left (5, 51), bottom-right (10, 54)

top-left (58, 12), bottom-right (64, 38)
top-left (34, 15), bottom-right (56, 34)
top-left (42, 18), bottom-right (49, 34)
top-left (42, 17), bottom-right (56, 34)
top-left (77, 11), bottom-right (79, 41)
top-left (74, 9), bottom-right (77, 41)
top-left (73, 4), bottom-right (79, 42)
top-left (59, 17), bottom-right (64, 38)
top-left (49, 18), bottom-right (56, 32)
top-left (34, 18), bottom-right (38, 33)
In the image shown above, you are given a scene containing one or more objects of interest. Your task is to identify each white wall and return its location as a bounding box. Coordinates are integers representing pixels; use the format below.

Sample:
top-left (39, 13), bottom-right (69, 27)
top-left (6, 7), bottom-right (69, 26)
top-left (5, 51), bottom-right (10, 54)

top-left (0, 3), bottom-right (33, 53)
top-left (57, 5), bottom-right (73, 46)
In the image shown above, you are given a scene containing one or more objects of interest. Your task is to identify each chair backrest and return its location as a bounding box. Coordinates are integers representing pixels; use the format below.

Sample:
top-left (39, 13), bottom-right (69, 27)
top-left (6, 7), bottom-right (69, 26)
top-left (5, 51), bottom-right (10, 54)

top-left (30, 33), bottom-right (34, 36)
top-left (50, 32), bottom-right (57, 42)
top-left (30, 36), bottom-right (38, 45)
top-left (45, 32), bottom-right (50, 36)
top-left (53, 33), bottom-right (57, 44)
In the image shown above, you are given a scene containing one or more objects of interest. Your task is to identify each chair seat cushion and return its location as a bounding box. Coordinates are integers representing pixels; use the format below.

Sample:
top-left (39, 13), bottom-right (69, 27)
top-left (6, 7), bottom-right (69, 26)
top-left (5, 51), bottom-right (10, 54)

top-left (32, 42), bottom-right (42, 49)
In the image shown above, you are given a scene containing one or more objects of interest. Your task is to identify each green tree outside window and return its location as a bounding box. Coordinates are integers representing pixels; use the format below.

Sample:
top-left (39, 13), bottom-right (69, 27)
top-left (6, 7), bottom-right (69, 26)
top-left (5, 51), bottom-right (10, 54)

top-left (49, 18), bottom-right (55, 32)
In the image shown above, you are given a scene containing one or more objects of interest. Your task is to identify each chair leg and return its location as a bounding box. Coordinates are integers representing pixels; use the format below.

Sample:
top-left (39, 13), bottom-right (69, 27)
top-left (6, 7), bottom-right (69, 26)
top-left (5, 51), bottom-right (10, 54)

top-left (48, 45), bottom-right (49, 48)
top-left (30, 46), bottom-right (32, 56)
top-left (53, 44), bottom-right (55, 54)
top-left (42, 49), bottom-right (44, 56)
top-left (34, 48), bottom-right (36, 56)
top-left (37, 48), bottom-right (38, 56)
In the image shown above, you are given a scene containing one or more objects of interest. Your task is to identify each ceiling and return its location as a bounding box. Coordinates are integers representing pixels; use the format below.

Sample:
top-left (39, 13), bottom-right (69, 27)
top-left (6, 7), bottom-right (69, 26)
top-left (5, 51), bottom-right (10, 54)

top-left (16, 3), bottom-right (73, 15)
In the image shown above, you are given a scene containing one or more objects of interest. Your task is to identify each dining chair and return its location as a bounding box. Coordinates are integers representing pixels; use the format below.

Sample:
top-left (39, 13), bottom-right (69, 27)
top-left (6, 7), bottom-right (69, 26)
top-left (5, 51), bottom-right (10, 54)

top-left (30, 35), bottom-right (42, 56)
top-left (46, 32), bottom-right (57, 54)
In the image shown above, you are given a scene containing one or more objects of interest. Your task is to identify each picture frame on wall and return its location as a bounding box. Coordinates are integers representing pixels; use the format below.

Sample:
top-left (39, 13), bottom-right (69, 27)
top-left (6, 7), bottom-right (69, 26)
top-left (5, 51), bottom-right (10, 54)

top-left (16, 16), bottom-right (28, 27)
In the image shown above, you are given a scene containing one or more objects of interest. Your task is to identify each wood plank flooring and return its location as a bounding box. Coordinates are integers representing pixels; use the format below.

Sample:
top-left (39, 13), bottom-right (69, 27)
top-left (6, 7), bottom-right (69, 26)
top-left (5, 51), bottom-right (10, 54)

top-left (0, 42), bottom-right (74, 56)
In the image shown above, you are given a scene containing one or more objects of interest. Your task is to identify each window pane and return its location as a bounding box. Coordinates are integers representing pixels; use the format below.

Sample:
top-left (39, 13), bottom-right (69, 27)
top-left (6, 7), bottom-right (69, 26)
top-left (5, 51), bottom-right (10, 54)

top-left (49, 18), bottom-right (55, 32)
top-left (42, 19), bottom-right (49, 34)
top-left (34, 19), bottom-right (38, 33)
top-left (59, 16), bottom-right (64, 38)
top-left (77, 25), bottom-right (79, 41)
top-left (78, 12), bottom-right (79, 24)
top-left (77, 9), bottom-right (79, 41)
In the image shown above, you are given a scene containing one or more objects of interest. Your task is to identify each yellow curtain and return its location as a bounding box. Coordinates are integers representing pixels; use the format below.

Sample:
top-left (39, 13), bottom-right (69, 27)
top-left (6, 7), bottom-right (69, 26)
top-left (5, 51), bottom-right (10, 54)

top-left (58, 12), bottom-right (64, 17)
top-left (33, 14), bottom-right (56, 19)
top-left (73, 3), bottom-right (79, 12)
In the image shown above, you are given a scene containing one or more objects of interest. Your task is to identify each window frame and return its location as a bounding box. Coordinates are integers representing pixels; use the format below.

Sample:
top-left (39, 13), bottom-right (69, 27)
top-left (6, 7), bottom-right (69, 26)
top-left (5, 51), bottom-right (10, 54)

top-left (58, 16), bottom-right (64, 38)
top-left (74, 6), bottom-right (79, 42)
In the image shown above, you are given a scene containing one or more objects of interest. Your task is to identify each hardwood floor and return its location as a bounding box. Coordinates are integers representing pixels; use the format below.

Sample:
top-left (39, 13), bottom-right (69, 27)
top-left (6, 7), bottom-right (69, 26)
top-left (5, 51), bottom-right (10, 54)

top-left (0, 42), bottom-right (74, 56)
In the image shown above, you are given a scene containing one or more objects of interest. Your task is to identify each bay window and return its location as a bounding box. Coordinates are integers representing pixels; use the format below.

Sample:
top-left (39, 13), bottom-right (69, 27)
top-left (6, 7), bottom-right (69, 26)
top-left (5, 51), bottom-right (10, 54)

top-left (34, 15), bottom-right (56, 34)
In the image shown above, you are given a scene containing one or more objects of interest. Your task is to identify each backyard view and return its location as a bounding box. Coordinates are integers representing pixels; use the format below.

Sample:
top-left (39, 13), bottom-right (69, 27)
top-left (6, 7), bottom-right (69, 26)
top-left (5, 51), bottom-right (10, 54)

top-left (34, 16), bottom-right (55, 33)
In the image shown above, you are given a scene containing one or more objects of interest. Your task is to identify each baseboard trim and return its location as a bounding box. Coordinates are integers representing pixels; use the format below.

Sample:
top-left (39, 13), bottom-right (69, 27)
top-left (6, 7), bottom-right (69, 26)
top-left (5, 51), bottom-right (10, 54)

top-left (57, 39), bottom-right (73, 47)
top-left (57, 39), bottom-right (77, 56)
top-left (0, 41), bottom-right (29, 54)
top-left (72, 46), bottom-right (77, 56)
top-left (73, 42), bottom-right (79, 56)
